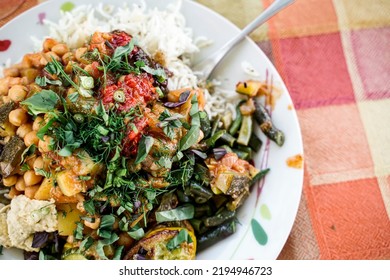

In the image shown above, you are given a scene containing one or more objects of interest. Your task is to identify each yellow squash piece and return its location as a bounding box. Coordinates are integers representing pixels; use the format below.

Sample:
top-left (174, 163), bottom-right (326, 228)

top-left (57, 203), bottom-right (82, 236)
top-left (34, 177), bottom-right (54, 200)
top-left (56, 170), bottom-right (87, 197)
top-left (235, 80), bottom-right (262, 97)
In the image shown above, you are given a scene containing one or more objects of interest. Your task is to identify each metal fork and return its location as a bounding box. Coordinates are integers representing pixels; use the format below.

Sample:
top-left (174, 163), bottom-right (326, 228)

top-left (192, 0), bottom-right (295, 80)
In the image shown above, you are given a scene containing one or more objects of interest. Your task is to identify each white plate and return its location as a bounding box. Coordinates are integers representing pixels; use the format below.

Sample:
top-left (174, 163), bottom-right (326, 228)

top-left (0, 0), bottom-right (303, 260)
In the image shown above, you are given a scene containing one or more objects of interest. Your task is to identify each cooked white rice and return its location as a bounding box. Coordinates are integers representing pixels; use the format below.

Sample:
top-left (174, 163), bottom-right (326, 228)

top-left (42, 0), bottom-right (199, 91)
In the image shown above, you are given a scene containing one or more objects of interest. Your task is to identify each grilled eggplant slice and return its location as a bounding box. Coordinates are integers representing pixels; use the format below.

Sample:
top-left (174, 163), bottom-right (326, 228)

top-left (0, 136), bottom-right (26, 177)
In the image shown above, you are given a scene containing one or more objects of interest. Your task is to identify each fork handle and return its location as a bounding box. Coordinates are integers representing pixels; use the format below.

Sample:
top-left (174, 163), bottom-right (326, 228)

top-left (193, 0), bottom-right (295, 78)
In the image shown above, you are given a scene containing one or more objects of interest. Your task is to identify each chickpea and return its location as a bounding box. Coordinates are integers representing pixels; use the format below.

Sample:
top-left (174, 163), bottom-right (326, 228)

top-left (32, 116), bottom-right (45, 131)
top-left (84, 216), bottom-right (101, 230)
top-left (33, 156), bottom-right (44, 172)
top-left (74, 47), bottom-right (87, 62)
top-left (62, 52), bottom-right (74, 65)
top-left (52, 44), bottom-right (69, 56)
top-left (7, 77), bottom-right (22, 87)
top-left (0, 78), bottom-right (9, 95)
top-left (8, 186), bottom-right (22, 199)
top-left (23, 170), bottom-right (43, 186)
top-left (43, 38), bottom-right (58, 52)
top-left (83, 64), bottom-right (93, 75)
top-left (9, 108), bottom-right (28, 126)
top-left (64, 62), bottom-right (74, 74)
top-left (3, 175), bottom-right (18, 187)
top-left (38, 135), bottom-right (53, 153)
top-left (3, 67), bottom-right (20, 77)
top-left (24, 185), bottom-right (40, 199)
top-left (8, 84), bottom-right (28, 102)
top-left (44, 51), bottom-right (60, 62)
top-left (27, 53), bottom-right (47, 68)
top-left (20, 68), bottom-right (39, 84)
top-left (21, 55), bottom-right (32, 68)
top-left (16, 123), bottom-right (33, 138)
top-left (15, 177), bottom-right (26, 191)
top-left (24, 130), bottom-right (39, 147)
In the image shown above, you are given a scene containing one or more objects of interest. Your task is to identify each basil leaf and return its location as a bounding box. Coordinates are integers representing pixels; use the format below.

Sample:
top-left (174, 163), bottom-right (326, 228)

top-left (99, 214), bottom-right (115, 230)
top-left (78, 236), bottom-right (94, 252)
top-left (155, 204), bottom-right (194, 223)
top-left (112, 40), bottom-right (135, 62)
top-left (58, 146), bottom-right (73, 157)
top-left (166, 229), bottom-right (193, 250)
top-left (179, 125), bottom-right (200, 151)
top-left (134, 135), bottom-right (154, 164)
top-left (141, 65), bottom-right (166, 82)
top-left (95, 233), bottom-right (119, 260)
top-left (127, 228), bottom-right (145, 240)
top-left (113, 246), bottom-right (124, 260)
top-left (20, 90), bottom-right (59, 116)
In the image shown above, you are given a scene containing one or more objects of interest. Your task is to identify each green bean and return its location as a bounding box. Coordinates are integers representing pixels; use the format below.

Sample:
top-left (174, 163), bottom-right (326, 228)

top-left (203, 208), bottom-right (236, 227)
top-left (220, 132), bottom-right (236, 147)
top-left (232, 149), bottom-right (250, 160)
top-left (176, 189), bottom-right (193, 203)
top-left (210, 114), bottom-right (221, 136)
top-left (194, 203), bottom-right (213, 218)
top-left (189, 182), bottom-right (213, 204)
top-left (189, 219), bottom-right (208, 234)
top-left (197, 220), bottom-right (236, 251)
top-left (228, 101), bottom-right (245, 136)
top-left (248, 132), bottom-right (263, 152)
top-left (253, 98), bottom-right (285, 146)
top-left (204, 129), bottom-right (225, 148)
top-left (199, 111), bottom-right (211, 138)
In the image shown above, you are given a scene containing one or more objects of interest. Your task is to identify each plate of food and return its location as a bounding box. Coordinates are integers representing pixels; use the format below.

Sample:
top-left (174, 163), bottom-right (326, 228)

top-left (0, 0), bottom-right (303, 260)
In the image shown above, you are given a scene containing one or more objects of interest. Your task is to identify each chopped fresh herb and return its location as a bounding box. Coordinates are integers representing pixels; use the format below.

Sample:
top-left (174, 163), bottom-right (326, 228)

top-left (141, 65), bottom-right (166, 83)
top-left (134, 135), bottom-right (154, 165)
top-left (158, 109), bottom-right (183, 140)
top-left (45, 58), bottom-right (79, 89)
top-left (83, 200), bottom-right (96, 215)
top-left (155, 204), bottom-right (194, 223)
top-left (74, 222), bottom-right (84, 240)
top-left (127, 228), bottom-right (145, 240)
top-left (19, 144), bottom-right (36, 164)
top-left (35, 76), bottom-right (62, 87)
top-left (166, 229), bottom-right (193, 250)
top-left (20, 90), bottom-right (59, 116)
top-left (34, 168), bottom-right (51, 178)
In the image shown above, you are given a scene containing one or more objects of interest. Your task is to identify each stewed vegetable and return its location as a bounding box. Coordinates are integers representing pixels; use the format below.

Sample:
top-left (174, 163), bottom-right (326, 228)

top-left (0, 29), bottom-right (283, 260)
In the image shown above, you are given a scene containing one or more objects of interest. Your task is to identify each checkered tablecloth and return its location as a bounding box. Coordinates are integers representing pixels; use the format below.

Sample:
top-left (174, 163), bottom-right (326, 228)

top-left (1, 0), bottom-right (390, 260)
